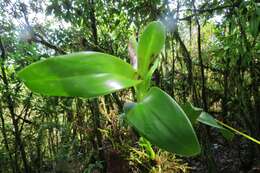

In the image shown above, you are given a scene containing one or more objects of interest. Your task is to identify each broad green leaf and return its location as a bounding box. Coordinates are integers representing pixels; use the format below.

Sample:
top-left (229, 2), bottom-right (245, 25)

top-left (182, 104), bottom-right (234, 140)
top-left (137, 21), bottom-right (166, 78)
top-left (18, 51), bottom-right (141, 98)
top-left (126, 87), bottom-right (201, 156)
top-left (181, 102), bottom-right (203, 124)
top-left (198, 112), bottom-right (234, 140)
top-left (198, 112), bottom-right (221, 128)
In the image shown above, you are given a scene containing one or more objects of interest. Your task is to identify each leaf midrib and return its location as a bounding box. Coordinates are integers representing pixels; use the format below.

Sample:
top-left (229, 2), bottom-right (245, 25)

top-left (22, 73), bottom-right (137, 82)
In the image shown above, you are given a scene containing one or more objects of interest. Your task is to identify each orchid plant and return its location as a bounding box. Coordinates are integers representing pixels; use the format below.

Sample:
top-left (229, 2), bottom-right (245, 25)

top-left (19, 21), bottom-right (258, 157)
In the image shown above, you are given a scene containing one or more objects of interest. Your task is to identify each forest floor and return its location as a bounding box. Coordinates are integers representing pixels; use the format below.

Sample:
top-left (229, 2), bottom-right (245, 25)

top-left (186, 130), bottom-right (260, 173)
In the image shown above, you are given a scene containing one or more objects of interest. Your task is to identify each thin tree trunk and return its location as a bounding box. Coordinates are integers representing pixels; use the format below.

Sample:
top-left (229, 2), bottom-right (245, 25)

top-left (173, 30), bottom-right (194, 93)
top-left (0, 103), bottom-right (17, 173)
top-left (193, 8), bottom-right (207, 110)
top-left (222, 23), bottom-right (231, 118)
top-left (173, 0), bottom-right (194, 96)
top-left (192, 1), bottom-right (216, 172)
top-left (0, 38), bottom-right (30, 173)
top-left (170, 35), bottom-right (175, 97)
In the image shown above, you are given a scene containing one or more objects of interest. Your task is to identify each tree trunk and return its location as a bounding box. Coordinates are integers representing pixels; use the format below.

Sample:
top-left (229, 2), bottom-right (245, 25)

top-left (0, 103), bottom-right (17, 173)
top-left (192, 1), bottom-right (217, 172)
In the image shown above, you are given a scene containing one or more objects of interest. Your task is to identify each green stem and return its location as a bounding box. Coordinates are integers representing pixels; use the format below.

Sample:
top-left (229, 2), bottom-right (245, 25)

top-left (217, 120), bottom-right (260, 145)
top-left (134, 59), bottom-right (161, 162)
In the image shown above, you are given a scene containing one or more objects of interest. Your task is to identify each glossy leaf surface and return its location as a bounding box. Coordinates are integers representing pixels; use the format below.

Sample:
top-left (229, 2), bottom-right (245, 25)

top-left (198, 112), bottom-right (221, 128)
top-left (137, 21), bottom-right (166, 78)
top-left (18, 52), bottom-right (140, 98)
top-left (126, 87), bottom-right (201, 156)
top-left (198, 112), bottom-right (234, 140)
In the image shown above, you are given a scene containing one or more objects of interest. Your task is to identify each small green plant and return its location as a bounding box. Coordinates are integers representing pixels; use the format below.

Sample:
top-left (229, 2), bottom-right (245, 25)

top-left (18, 21), bottom-right (259, 159)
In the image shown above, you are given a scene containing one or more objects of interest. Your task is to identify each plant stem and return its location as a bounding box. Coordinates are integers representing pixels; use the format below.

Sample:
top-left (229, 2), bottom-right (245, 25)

top-left (217, 120), bottom-right (260, 145)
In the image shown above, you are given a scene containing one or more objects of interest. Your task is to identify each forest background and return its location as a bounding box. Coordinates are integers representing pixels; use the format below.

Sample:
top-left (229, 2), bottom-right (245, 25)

top-left (0, 0), bottom-right (259, 172)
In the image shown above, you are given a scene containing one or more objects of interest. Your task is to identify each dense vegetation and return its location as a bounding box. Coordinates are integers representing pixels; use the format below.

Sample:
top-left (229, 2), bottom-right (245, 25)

top-left (0, 0), bottom-right (259, 172)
